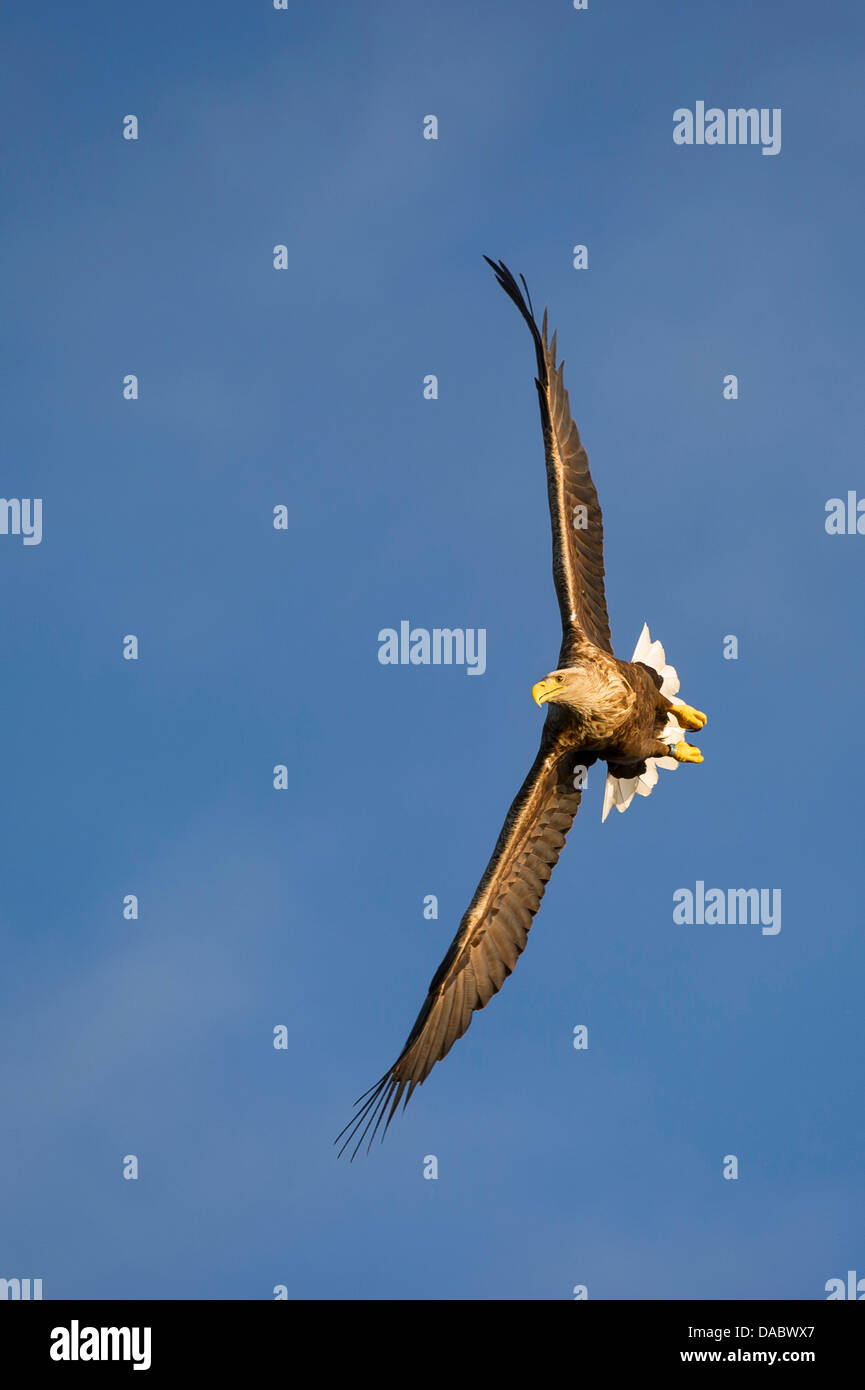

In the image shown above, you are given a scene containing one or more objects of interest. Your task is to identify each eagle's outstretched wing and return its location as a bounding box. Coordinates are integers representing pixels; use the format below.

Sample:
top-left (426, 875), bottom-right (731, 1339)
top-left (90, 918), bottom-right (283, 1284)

top-left (336, 740), bottom-right (593, 1159)
top-left (484, 257), bottom-right (613, 663)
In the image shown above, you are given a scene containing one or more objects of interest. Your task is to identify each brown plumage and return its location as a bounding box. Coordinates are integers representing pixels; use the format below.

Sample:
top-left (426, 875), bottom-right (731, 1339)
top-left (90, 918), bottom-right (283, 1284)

top-left (335, 259), bottom-right (705, 1158)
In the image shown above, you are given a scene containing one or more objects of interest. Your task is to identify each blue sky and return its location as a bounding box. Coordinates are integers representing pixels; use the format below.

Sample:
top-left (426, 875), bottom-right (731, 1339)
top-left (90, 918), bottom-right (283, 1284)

top-left (1, 0), bottom-right (863, 1299)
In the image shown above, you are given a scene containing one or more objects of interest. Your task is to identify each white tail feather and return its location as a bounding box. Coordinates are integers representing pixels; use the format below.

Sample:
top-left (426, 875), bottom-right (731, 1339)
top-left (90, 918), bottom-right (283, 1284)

top-left (601, 623), bottom-right (685, 822)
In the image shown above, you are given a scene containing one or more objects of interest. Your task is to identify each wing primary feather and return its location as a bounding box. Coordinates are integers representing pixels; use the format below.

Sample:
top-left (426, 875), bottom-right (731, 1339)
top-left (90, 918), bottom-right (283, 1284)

top-left (334, 1074), bottom-right (393, 1161)
top-left (519, 271), bottom-right (535, 321)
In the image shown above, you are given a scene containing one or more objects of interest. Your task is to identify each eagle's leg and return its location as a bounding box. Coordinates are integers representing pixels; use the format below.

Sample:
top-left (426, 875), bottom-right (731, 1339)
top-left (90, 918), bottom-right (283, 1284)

top-left (642, 736), bottom-right (698, 764)
top-left (665, 700), bottom-right (707, 731)
top-left (670, 740), bottom-right (703, 764)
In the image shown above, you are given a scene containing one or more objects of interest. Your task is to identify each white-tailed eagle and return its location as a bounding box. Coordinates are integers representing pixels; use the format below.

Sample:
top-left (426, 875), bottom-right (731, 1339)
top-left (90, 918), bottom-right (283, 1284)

top-left (336, 260), bottom-right (706, 1158)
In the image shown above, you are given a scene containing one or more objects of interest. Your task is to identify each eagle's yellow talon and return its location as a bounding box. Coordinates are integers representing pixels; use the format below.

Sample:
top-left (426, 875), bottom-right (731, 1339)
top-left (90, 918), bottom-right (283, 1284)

top-left (674, 740), bottom-right (703, 764)
top-left (671, 702), bottom-right (707, 731)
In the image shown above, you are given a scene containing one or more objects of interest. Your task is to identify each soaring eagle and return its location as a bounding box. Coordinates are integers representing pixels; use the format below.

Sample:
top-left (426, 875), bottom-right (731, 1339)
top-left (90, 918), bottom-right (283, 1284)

top-left (336, 259), bottom-right (706, 1159)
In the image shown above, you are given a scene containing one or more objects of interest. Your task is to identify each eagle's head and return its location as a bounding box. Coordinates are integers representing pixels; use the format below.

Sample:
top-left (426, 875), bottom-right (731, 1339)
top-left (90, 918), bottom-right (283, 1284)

top-left (531, 668), bottom-right (587, 712)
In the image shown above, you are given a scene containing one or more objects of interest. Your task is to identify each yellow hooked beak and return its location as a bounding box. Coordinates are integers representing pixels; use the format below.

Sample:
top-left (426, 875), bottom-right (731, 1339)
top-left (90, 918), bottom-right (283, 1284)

top-left (532, 677), bottom-right (557, 707)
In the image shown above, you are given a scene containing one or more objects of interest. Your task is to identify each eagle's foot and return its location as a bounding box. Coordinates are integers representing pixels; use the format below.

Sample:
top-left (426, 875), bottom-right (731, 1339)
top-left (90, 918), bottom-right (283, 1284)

top-left (672, 740), bottom-right (703, 763)
top-left (670, 702), bottom-right (707, 731)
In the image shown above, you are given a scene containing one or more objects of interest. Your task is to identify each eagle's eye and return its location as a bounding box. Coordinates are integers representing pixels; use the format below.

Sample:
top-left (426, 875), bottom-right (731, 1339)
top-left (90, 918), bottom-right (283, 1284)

top-left (556, 674), bottom-right (564, 683)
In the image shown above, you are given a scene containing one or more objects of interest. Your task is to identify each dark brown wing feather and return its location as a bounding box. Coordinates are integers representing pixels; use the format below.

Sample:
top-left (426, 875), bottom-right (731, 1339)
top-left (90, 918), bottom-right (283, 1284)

top-left (336, 740), bottom-right (593, 1159)
top-left (484, 257), bottom-right (613, 663)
